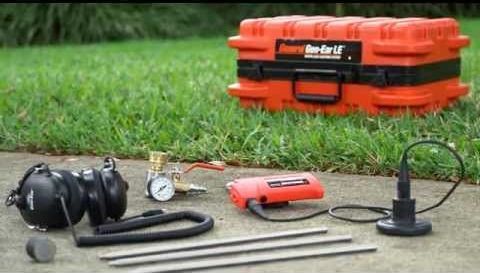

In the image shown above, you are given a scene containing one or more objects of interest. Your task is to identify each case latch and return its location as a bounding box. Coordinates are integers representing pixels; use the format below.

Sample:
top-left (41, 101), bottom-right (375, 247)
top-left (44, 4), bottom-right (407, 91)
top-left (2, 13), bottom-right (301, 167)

top-left (371, 69), bottom-right (389, 87)
top-left (248, 63), bottom-right (264, 81)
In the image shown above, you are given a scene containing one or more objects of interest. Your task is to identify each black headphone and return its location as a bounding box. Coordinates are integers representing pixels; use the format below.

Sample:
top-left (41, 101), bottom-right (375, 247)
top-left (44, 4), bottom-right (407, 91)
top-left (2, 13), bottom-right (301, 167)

top-left (6, 157), bottom-right (214, 247)
top-left (5, 157), bottom-right (128, 229)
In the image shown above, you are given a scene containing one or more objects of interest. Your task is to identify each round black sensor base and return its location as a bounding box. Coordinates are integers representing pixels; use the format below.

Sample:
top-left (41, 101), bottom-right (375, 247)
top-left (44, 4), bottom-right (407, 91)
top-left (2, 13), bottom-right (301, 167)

top-left (376, 218), bottom-right (432, 236)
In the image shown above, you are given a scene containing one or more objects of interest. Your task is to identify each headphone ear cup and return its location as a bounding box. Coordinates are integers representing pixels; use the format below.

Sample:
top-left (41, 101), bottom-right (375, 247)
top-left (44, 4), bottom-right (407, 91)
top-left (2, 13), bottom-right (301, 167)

top-left (101, 168), bottom-right (128, 221)
top-left (82, 168), bottom-right (107, 226)
top-left (53, 170), bottom-right (86, 226)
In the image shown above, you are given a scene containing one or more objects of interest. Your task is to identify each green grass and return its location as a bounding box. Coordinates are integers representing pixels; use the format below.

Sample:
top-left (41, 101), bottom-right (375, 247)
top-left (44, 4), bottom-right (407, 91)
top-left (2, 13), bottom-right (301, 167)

top-left (0, 19), bottom-right (479, 183)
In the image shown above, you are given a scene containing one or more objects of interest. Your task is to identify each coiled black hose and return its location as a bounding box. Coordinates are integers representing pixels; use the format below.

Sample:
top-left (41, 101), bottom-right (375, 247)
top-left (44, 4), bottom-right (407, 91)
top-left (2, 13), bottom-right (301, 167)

top-left (59, 197), bottom-right (214, 247)
top-left (76, 211), bottom-right (214, 247)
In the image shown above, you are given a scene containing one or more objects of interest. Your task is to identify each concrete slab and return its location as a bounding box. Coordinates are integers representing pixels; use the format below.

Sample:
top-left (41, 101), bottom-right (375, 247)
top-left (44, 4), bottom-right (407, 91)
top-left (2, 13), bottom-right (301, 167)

top-left (0, 152), bottom-right (479, 273)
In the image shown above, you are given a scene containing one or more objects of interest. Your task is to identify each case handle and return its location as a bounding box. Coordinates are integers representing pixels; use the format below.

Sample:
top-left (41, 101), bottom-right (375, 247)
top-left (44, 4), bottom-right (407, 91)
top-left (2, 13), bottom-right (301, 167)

top-left (292, 69), bottom-right (344, 104)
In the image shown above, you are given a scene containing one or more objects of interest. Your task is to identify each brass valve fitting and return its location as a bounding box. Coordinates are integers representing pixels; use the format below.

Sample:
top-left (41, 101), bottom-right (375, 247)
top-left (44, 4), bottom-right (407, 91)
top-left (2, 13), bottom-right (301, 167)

top-left (149, 151), bottom-right (168, 172)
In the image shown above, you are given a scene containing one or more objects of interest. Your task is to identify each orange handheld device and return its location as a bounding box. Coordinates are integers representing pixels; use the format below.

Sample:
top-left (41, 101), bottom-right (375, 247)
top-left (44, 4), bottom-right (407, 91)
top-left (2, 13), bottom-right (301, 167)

top-left (227, 173), bottom-right (325, 221)
top-left (228, 173), bottom-right (324, 209)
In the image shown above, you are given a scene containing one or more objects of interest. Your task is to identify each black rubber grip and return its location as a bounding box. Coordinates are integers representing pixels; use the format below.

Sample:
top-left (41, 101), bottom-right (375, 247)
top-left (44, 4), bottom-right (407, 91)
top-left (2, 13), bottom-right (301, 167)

top-left (294, 93), bottom-right (340, 104)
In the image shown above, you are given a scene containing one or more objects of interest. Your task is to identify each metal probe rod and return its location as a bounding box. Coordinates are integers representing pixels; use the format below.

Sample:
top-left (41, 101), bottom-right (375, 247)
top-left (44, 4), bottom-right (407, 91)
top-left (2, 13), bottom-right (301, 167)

top-left (110, 235), bottom-right (352, 267)
top-left (129, 244), bottom-right (378, 273)
top-left (99, 227), bottom-right (328, 260)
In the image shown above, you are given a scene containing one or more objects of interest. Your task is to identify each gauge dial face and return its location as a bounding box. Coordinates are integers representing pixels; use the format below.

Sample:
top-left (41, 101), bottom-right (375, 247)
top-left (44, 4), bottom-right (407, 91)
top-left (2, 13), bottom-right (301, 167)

top-left (148, 176), bottom-right (175, 202)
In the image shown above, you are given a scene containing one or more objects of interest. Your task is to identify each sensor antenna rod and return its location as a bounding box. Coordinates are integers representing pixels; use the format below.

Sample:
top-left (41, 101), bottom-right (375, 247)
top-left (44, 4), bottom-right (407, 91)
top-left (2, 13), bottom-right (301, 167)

top-left (376, 139), bottom-right (465, 236)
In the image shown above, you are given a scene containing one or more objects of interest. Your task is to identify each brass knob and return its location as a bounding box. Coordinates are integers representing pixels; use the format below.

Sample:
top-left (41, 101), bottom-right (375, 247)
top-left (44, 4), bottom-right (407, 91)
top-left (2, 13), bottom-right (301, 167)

top-left (149, 151), bottom-right (168, 172)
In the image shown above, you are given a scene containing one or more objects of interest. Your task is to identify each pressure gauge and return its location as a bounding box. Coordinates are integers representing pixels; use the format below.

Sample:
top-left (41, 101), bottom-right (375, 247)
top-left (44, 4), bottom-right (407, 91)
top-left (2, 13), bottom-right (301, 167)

top-left (147, 176), bottom-right (176, 202)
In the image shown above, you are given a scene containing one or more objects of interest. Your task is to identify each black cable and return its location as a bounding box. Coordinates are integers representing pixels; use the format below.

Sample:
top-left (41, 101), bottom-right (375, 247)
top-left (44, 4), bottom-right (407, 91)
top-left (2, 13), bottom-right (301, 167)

top-left (327, 205), bottom-right (391, 223)
top-left (247, 200), bottom-right (391, 223)
top-left (404, 140), bottom-right (465, 214)
top-left (247, 199), bottom-right (329, 222)
top-left (59, 195), bottom-right (79, 243)
top-left (247, 140), bottom-right (465, 223)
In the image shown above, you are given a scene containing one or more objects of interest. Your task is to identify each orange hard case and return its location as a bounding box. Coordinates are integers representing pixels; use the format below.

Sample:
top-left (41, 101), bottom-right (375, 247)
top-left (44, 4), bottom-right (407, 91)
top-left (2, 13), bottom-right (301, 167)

top-left (227, 16), bottom-right (470, 116)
